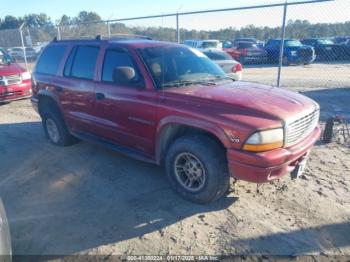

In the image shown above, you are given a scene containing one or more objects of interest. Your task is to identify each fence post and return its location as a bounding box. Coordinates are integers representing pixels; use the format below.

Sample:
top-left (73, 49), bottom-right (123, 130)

top-left (57, 25), bottom-right (61, 40)
top-left (19, 23), bottom-right (28, 71)
top-left (107, 21), bottom-right (111, 37)
top-left (57, 16), bottom-right (63, 40)
top-left (176, 13), bottom-right (180, 43)
top-left (277, 2), bottom-right (288, 87)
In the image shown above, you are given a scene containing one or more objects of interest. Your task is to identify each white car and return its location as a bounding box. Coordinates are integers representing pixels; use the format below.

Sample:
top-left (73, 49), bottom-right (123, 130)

top-left (203, 50), bottom-right (242, 81)
top-left (0, 199), bottom-right (11, 260)
top-left (8, 47), bottom-right (37, 61)
top-left (184, 40), bottom-right (223, 51)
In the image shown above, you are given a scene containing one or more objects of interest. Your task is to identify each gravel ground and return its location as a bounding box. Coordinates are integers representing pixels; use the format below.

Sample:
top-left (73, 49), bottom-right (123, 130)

top-left (0, 75), bottom-right (350, 258)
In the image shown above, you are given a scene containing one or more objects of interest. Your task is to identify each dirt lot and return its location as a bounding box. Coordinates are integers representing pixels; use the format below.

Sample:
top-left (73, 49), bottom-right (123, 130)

top-left (0, 71), bottom-right (350, 257)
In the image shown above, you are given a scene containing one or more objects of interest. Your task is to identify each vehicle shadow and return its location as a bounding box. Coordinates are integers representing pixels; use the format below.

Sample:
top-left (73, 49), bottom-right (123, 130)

top-left (301, 87), bottom-right (350, 121)
top-left (0, 121), bottom-right (237, 256)
top-left (228, 222), bottom-right (350, 255)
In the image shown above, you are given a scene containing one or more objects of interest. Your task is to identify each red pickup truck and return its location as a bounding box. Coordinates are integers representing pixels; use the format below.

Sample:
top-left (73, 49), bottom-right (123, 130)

top-left (31, 37), bottom-right (320, 203)
top-left (0, 48), bottom-right (32, 103)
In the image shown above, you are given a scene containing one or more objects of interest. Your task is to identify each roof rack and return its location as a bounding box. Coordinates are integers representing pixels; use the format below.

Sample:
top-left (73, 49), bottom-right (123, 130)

top-left (95, 34), bottom-right (152, 40)
top-left (52, 34), bottom-right (152, 42)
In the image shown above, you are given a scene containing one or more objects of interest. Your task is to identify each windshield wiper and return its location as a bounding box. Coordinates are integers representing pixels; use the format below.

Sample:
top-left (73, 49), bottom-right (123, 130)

top-left (161, 79), bottom-right (216, 88)
top-left (210, 75), bottom-right (235, 82)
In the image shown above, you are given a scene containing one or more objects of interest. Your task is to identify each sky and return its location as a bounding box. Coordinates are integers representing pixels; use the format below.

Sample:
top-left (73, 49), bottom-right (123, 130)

top-left (1, 0), bottom-right (349, 30)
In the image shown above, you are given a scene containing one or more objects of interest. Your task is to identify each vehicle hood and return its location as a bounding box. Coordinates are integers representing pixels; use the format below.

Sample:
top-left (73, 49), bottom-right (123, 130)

top-left (165, 81), bottom-right (318, 128)
top-left (0, 63), bottom-right (25, 76)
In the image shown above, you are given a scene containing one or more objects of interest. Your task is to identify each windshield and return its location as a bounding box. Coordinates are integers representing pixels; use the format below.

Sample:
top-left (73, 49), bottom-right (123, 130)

top-left (139, 46), bottom-right (226, 89)
top-left (317, 39), bottom-right (334, 45)
top-left (204, 51), bottom-right (232, 61)
top-left (202, 42), bottom-right (220, 49)
top-left (285, 40), bottom-right (303, 47)
top-left (237, 42), bottom-right (257, 49)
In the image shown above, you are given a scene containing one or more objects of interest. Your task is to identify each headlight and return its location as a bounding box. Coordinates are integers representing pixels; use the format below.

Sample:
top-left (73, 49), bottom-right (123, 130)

top-left (21, 71), bottom-right (31, 80)
top-left (243, 128), bottom-right (284, 152)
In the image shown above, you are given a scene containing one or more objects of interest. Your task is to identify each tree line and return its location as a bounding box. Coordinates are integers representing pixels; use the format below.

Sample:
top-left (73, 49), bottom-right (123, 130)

top-left (0, 11), bottom-right (349, 47)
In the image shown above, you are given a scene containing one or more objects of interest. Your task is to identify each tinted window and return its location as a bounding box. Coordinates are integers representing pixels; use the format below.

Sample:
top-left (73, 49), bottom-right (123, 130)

top-left (237, 42), bottom-right (256, 49)
top-left (102, 49), bottom-right (140, 85)
top-left (70, 46), bottom-right (99, 80)
top-left (35, 45), bottom-right (66, 75)
top-left (266, 40), bottom-right (280, 48)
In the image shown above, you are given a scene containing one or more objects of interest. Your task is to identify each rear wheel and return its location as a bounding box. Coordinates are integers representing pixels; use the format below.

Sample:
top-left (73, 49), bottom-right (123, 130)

top-left (42, 109), bottom-right (76, 146)
top-left (165, 135), bottom-right (229, 204)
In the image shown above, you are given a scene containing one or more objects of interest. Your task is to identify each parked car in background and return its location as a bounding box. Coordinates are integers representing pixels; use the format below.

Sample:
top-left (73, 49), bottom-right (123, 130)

top-left (265, 39), bottom-right (316, 65)
top-left (332, 36), bottom-right (350, 45)
top-left (0, 199), bottom-right (11, 261)
top-left (183, 40), bottom-right (223, 50)
top-left (8, 47), bottom-right (37, 61)
top-left (31, 37), bottom-right (320, 203)
top-left (342, 39), bottom-right (350, 59)
top-left (301, 38), bottom-right (343, 61)
top-left (224, 41), bottom-right (268, 64)
top-left (203, 50), bottom-right (242, 80)
top-left (233, 38), bottom-right (264, 48)
top-left (0, 48), bottom-right (32, 103)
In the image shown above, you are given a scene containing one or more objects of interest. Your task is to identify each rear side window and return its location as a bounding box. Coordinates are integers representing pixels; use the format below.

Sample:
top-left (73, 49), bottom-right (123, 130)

top-left (102, 49), bottom-right (141, 86)
top-left (36, 45), bottom-right (66, 75)
top-left (65, 46), bottom-right (99, 80)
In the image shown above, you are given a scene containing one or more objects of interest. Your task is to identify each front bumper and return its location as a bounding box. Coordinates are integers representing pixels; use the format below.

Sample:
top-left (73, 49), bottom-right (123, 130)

top-left (227, 126), bottom-right (321, 183)
top-left (289, 54), bottom-right (316, 64)
top-left (0, 81), bottom-right (32, 103)
top-left (31, 96), bottom-right (39, 113)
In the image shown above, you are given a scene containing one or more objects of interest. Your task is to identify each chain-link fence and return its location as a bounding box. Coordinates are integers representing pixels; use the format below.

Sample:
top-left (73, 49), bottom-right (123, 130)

top-left (1, 0), bottom-right (349, 89)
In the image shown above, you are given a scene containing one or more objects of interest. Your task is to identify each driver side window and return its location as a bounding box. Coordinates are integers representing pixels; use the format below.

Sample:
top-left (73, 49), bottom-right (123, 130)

top-left (102, 49), bottom-right (142, 87)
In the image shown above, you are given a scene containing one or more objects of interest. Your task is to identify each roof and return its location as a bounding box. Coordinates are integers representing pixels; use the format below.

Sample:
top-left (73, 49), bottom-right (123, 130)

top-left (50, 35), bottom-right (182, 49)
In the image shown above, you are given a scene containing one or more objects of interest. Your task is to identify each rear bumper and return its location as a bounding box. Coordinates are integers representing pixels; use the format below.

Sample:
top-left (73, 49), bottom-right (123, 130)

top-left (243, 55), bottom-right (268, 63)
top-left (227, 126), bottom-right (321, 183)
top-left (0, 81), bottom-right (32, 103)
top-left (227, 72), bottom-right (242, 81)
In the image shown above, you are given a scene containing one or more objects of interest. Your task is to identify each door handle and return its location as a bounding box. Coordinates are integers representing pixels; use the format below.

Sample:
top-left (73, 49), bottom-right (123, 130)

top-left (96, 93), bottom-right (106, 100)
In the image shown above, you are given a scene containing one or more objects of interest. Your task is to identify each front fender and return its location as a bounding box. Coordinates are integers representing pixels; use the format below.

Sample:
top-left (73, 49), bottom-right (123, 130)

top-left (155, 115), bottom-right (232, 164)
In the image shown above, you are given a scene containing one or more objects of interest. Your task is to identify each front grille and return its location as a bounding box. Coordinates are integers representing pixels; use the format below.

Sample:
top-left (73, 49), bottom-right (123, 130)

top-left (2, 75), bottom-right (22, 86)
top-left (285, 108), bottom-right (319, 147)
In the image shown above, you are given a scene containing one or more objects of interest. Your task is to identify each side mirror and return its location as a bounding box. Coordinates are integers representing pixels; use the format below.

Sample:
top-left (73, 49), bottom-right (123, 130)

top-left (112, 66), bottom-right (141, 86)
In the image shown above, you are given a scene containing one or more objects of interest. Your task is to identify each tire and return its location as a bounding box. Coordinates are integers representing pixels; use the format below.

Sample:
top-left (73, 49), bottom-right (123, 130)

top-left (42, 109), bottom-right (76, 146)
top-left (282, 56), bottom-right (290, 66)
top-left (165, 135), bottom-right (229, 204)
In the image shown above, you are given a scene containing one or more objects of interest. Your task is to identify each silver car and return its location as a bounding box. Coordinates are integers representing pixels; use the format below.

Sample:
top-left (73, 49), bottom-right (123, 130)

top-left (0, 199), bottom-right (11, 261)
top-left (203, 50), bottom-right (242, 81)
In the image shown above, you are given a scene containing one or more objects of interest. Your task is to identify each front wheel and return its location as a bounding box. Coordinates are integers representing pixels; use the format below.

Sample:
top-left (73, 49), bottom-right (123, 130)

top-left (282, 56), bottom-right (290, 66)
top-left (165, 135), bottom-right (229, 204)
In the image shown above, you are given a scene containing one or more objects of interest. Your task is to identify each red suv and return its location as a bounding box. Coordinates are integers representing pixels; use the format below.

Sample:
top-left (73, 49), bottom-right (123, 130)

top-left (0, 48), bottom-right (32, 103)
top-left (31, 36), bottom-right (320, 203)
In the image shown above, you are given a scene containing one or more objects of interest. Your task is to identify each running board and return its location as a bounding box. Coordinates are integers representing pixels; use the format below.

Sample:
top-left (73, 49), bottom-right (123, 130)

top-left (72, 131), bottom-right (156, 164)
